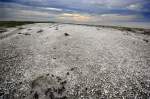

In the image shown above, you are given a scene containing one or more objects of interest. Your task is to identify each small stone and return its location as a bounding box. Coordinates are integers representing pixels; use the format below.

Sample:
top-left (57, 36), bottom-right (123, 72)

top-left (24, 33), bottom-right (31, 35)
top-left (56, 76), bottom-right (62, 82)
top-left (143, 39), bottom-right (149, 43)
top-left (64, 33), bottom-right (69, 36)
top-left (66, 72), bottom-right (70, 75)
top-left (70, 67), bottom-right (76, 71)
top-left (85, 87), bottom-right (88, 90)
top-left (19, 82), bottom-right (22, 84)
top-left (60, 80), bottom-right (67, 85)
top-left (37, 29), bottom-right (43, 33)
top-left (53, 57), bottom-right (56, 59)
top-left (46, 73), bottom-right (49, 76)
top-left (51, 74), bottom-right (54, 77)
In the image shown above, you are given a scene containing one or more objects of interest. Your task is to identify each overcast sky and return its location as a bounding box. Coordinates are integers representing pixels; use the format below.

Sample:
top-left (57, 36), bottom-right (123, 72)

top-left (0, 0), bottom-right (150, 27)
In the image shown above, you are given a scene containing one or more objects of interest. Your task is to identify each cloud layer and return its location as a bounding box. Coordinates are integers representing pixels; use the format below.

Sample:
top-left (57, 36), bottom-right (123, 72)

top-left (0, 0), bottom-right (150, 27)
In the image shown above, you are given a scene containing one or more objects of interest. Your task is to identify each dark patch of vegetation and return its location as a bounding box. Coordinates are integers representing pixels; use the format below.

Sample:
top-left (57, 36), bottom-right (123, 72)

top-left (0, 21), bottom-right (57, 28)
top-left (30, 75), bottom-right (68, 99)
top-left (141, 29), bottom-right (150, 35)
top-left (110, 26), bottom-right (136, 32)
top-left (0, 21), bottom-right (35, 28)
top-left (45, 87), bottom-right (67, 99)
top-left (104, 26), bottom-right (150, 35)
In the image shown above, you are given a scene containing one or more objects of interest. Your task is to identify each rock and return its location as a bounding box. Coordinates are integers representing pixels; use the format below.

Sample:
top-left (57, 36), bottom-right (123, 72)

top-left (143, 39), bottom-right (149, 43)
top-left (37, 29), bottom-right (43, 33)
top-left (64, 33), bottom-right (69, 36)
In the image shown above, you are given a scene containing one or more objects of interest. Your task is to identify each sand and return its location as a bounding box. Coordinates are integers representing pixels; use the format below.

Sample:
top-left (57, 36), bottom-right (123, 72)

top-left (0, 23), bottom-right (150, 99)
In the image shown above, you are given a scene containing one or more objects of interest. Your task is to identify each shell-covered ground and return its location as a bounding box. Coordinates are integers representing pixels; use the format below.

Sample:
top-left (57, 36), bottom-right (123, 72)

top-left (0, 23), bottom-right (150, 99)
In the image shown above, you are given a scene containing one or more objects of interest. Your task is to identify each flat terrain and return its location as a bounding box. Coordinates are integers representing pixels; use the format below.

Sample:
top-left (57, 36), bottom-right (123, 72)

top-left (0, 23), bottom-right (150, 99)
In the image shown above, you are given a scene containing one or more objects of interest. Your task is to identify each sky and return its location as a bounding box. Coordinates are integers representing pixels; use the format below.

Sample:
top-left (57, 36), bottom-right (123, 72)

top-left (0, 0), bottom-right (150, 28)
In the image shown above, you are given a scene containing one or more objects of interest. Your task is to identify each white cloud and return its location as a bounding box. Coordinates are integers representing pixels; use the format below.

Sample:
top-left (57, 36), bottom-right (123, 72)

top-left (0, 0), bottom-right (146, 24)
top-left (0, 8), bottom-right (59, 21)
top-left (41, 7), bottom-right (63, 11)
top-left (127, 3), bottom-right (142, 11)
